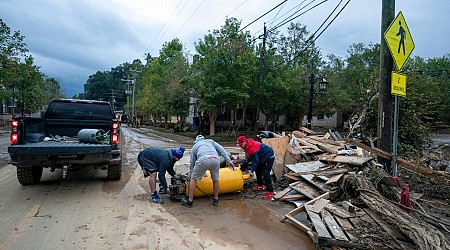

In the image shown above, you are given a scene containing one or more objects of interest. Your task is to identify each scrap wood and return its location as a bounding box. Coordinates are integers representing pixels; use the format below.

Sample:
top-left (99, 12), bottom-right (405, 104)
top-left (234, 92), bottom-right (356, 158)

top-left (300, 174), bottom-right (329, 192)
top-left (274, 185), bottom-right (306, 201)
top-left (284, 173), bottom-right (301, 181)
top-left (290, 180), bottom-right (321, 199)
top-left (319, 154), bottom-right (374, 166)
top-left (344, 174), bottom-right (450, 250)
top-left (304, 137), bottom-right (341, 154)
top-left (262, 137), bottom-right (289, 180)
top-left (321, 210), bottom-right (348, 241)
top-left (325, 203), bottom-right (355, 219)
top-left (300, 127), bottom-right (315, 134)
top-left (285, 160), bottom-right (325, 174)
top-left (296, 138), bottom-right (320, 150)
top-left (292, 166), bottom-right (350, 177)
top-left (305, 206), bottom-right (332, 239)
top-left (345, 138), bottom-right (450, 180)
top-left (274, 185), bottom-right (295, 200)
top-left (305, 198), bottom-right (330, 213)
top-left (334, 217), bottom-right (357, 241)
top-left (283, 192), bottom-right (331, 220)
top-left (325, 173), bottom-right (344, 185)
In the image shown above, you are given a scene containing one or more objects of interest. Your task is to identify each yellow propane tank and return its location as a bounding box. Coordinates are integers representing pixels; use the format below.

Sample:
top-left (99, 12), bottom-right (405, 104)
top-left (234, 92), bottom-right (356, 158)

top-left (187, 167), bottom-right (250, 197)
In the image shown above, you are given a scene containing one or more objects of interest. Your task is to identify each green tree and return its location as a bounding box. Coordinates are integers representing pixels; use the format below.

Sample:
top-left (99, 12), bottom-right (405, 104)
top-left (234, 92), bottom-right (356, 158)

top-left (193, 17), bottom-right (256, 135)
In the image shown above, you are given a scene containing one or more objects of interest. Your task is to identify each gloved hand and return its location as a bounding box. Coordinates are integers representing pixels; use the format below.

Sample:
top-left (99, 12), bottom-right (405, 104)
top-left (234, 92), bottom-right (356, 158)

top-left (227, 162), bottom-right (236, 171)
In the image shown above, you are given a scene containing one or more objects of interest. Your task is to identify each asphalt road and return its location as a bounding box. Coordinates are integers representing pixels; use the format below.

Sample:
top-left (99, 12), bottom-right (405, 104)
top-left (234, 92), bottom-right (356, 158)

top-left (0, 127), bottom-right (314, 250)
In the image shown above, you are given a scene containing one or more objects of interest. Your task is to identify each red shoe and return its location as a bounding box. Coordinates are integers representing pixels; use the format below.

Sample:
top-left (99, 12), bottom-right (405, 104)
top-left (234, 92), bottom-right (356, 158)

top-left (263, 191), bottom-right (275, 199)
top-left (252, 184), bottom-right (266, 191)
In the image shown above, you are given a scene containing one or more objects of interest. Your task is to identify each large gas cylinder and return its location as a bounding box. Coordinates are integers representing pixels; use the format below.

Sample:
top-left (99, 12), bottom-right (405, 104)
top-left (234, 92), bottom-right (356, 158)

top-left (186, 167), bottom-right (250, 197)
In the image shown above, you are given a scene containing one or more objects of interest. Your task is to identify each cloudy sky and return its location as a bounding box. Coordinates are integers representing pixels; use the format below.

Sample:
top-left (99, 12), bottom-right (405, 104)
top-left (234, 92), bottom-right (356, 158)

top-left (1, 0), bottom-right (448, 97)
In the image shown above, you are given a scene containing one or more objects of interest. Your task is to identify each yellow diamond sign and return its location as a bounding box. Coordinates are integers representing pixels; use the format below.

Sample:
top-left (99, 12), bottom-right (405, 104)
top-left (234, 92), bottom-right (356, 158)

top-left (384, 11), bottom-right (415, 71)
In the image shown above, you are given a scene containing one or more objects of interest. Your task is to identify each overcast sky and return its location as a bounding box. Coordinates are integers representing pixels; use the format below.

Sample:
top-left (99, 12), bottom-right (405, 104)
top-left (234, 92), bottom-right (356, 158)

top-left (1, 0), bottom-right (448, 97)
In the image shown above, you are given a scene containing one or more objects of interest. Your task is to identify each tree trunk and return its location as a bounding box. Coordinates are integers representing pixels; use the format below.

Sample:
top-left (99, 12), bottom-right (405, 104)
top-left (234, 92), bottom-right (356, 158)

top-left (164, 114), bottom-right (168, 129)
top-left (209, 108), bottom-right (219, 136)
top-left (344, 174), bottom-right (450, 250)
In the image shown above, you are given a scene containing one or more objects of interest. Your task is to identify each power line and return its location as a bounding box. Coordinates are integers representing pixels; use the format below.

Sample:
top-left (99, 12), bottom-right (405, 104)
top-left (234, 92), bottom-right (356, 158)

top-left (212, 0), bottom-right (249, 30)
top-left (145, 0), bottom-right (184, 56)
top-left (173, 0), bottom-right (206, 38)
top-left (150, 0), bottom-right (191, 55)
top-left (239, 0), bottom-right (288, 32)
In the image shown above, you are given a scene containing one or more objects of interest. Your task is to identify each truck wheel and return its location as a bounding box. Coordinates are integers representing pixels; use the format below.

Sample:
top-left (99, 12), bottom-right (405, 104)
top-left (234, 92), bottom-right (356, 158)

top-left (17, 166), bottom-right (43, 185)
top-left (107, 163), bottom-right (122, 181)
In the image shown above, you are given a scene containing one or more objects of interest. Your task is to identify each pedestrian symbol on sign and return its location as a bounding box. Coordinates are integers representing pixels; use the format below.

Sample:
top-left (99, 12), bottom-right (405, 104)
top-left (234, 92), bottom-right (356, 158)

top-left (396, 21), bottom-right (406, 55)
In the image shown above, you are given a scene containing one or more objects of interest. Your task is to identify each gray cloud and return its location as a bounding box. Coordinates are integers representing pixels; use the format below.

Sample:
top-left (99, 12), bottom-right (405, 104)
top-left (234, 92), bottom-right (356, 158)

top-left (1, 0), bottom-right (448, 97)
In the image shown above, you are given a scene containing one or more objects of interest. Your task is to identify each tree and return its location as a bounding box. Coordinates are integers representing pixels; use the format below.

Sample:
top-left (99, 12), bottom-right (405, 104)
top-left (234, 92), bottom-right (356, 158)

top-left (193, 17), bottom-right (256, 135)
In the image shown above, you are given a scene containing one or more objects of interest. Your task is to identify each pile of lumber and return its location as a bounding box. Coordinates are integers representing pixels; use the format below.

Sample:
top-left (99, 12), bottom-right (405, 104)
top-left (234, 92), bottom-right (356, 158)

top-left (260, 127), bottom-right (450, 250)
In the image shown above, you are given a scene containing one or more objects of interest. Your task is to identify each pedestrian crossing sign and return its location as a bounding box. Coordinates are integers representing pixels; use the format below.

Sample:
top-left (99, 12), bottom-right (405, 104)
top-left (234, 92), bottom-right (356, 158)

top-left (384, 11), bottom-right (415, 71)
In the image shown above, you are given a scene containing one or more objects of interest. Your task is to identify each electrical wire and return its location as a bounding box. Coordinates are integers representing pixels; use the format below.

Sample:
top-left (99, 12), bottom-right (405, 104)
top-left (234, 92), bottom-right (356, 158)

top-left (173, 0), bottom-right (207, 38)
top-left (211, 0), bottom-right (249, 30)
top-left (239, 0), bottom-right (288, 32)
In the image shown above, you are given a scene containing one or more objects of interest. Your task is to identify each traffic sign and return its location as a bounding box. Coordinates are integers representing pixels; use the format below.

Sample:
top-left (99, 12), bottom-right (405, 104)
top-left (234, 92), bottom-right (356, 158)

top-left (391, 71), bottom-right (406, 97)
top-left (384, 11), bottom-right (415, 71)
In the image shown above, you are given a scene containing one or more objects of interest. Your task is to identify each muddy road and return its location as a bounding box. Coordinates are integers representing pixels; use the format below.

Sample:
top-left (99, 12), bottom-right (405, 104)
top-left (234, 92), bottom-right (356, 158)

top-left (0, 127), bottom-right (315, 249)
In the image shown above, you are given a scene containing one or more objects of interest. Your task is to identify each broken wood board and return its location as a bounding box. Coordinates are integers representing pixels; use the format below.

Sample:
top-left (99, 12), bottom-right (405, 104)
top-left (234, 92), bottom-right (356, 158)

top-left (284, 173), bottom-right (301, 181)
top-left (305, 207), bottom-right (332, 239)
top-left (284, 151), bottom-right (303, 165)
top-left (297, 138), bottom-right (320, 151)
top-left (334, 217), bottom-right (356, 241)
top-left (319, 155), bottom-right (373, 166)
top-left (280, 193), bottom-right (306, 201)
top-left (304, 137), bottom-right (342, 154)
top-left (325, 173), bottom-right (344, 185)
top-left (285, 161), bottom-right (325, 173)
top-left (262, 137), bottom-right (289, 180)
top-left (300, 174), bottom-right (329, 192)
top-left (284, 192), bottom-right (331, 218)
top-left (274, 186), bottom-right (293, 200)
top-left (325, 203), bottom-right (355, 219)
top-left (321, 210), bottom-right (348, 241)
top-left (345, 138), bottom-right (450, 179)
top-left (305, 198), bottom-right (330, 213)
top-left (290, 180), bottom-right (321, 199)
top-left (300, 127), bottom-right (315, 134)
top-left (306, 167), bottom-right (350, 177)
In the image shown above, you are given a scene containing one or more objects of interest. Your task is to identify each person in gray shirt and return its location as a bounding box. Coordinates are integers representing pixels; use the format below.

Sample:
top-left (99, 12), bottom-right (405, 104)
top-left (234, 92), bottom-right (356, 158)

top-left (181, 135), bottom-right (235, 207)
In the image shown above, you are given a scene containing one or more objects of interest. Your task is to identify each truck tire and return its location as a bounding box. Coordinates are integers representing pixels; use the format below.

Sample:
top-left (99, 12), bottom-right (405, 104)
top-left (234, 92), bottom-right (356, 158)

top-left (17, 166), bottom-right (43, 185)
top-left (107, 163), bottom-right (122, 181)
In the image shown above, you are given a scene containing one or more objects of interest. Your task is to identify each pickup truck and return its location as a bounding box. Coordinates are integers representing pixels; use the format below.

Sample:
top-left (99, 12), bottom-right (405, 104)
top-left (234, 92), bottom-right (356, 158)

top-left (8, 99), bottom-right (123, 185)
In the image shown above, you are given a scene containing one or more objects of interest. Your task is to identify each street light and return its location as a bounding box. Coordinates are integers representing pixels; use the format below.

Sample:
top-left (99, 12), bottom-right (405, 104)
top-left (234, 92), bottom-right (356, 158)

top-left (307, 74), bottom-right (329, 129)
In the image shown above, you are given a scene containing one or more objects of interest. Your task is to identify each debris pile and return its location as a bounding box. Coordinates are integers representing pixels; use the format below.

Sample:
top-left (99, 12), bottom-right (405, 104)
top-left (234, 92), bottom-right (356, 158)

top-left (259, 127), bottom-right (450, 250)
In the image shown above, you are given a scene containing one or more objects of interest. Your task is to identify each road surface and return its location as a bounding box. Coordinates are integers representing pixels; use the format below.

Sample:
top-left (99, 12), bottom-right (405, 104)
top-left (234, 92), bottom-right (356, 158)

top-left (0, 127), bottom-right (315, 250)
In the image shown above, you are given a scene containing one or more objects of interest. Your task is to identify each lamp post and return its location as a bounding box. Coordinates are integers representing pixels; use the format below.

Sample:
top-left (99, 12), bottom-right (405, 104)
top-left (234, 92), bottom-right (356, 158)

top-left (307, 74), bottom-right (328, 129)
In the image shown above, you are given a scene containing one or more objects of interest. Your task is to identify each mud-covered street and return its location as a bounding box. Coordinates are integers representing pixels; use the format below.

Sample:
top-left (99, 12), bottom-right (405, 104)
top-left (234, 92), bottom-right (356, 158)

top-left (0, 127), bottom-right (315, 250)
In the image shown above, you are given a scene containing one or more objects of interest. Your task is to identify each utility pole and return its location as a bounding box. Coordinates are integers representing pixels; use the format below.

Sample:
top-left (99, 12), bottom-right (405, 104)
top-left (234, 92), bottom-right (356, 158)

top-left (255, 23), bottom-right (267, 134)
top-left (130, 69), bottom-right (141, 127)
top-left (307, 73), bottom-right (315, 129)
top-left (378, 0), bottom-right (395, 172)
top-left (121, 76), bottom-right (133, 125)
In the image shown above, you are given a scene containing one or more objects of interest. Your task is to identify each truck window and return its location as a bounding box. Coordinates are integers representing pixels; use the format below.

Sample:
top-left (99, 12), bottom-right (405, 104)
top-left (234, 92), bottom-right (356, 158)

top-left (44, 101), bottom-right (114, 120)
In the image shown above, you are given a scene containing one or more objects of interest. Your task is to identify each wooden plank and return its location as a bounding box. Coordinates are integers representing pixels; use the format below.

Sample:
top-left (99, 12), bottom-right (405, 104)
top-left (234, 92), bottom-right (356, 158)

top-left (279, 193), bottom-right (306, 201)
top-left (262, 137), bottom-right (289, 180)
top-left (290, 180), bottom-right (321, 199)
top-left (300, 174), bottom-right (329, 192)
top-left (307, 198), bottom-right (330, 213)
top-left (319, 155), bottom-right (373, 166)
top-left (325, 203), bottom-right (355, 219)
top-left (273, 186), bottom-right (293, 200)
top-left (285, 161), bottom-right (325, 173)
top-left (305, 207), bottom-right (332, 238)
top-left (284, 214), bottom-right (312, 233)
top-left (345, 138), bottom-right (450, 179)
top-left (304, 138), bottom-right (341, 154)
top-left (285, 192), bottom-right (330, 218)
top-left (284, 173), bottom-right (301, 181)
top-left (334, 217), bottom-right (356, 242)
top-left (300, 127), bottom-right (315, 134)
top-left (325, 173), bottom-right (344, 185)
top-left (321, 210), bottom-right (348, 241)
top-left (301, 167), bottom-right (349, 177)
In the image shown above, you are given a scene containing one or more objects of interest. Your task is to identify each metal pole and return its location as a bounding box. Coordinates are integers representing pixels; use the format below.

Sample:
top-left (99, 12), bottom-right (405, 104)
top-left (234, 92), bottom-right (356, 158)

top-left (392, 95), bottom-right (399, 176)
top-left (132, 79), bottom-right (136, 127)
top-left (307, 73), bottom-right (315, 129)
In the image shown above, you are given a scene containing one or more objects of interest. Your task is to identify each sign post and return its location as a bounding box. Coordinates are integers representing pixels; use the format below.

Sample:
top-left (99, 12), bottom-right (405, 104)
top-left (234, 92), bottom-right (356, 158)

top-left (384, 12), bottom-right (414, 176)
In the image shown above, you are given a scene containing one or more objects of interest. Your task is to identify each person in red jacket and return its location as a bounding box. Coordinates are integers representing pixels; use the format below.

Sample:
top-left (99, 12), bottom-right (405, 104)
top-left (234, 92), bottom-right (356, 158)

top-left (237, 135), bottom-right (276, 199)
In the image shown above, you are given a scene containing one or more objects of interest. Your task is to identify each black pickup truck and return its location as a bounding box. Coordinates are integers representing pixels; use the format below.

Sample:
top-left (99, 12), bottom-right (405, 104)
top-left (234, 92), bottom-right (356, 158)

top-left (8, 99), bottom-right (123, 185)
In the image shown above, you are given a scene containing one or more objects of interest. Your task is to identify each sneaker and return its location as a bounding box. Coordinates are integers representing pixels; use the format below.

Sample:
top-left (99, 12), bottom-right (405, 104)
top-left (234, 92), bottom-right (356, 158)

top-left (212, 198), bottom-right (219, 206)
top-left (158, 187), bottom-right (168, 194)
top-left (150, 192), bottom-right (163, 203)
top-left (263, 191), bottom-right (275, 199)
top-left (252, 184), bottom-right (266, 191)
top-left (181, 197), bottom-right (193, 208)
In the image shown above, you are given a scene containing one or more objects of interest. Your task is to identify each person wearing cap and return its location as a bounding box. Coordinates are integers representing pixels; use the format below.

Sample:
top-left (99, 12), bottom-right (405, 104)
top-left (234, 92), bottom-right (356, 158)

top-left (237, 135), bottom-right (276, 199)
top-left (181, 135), bottom-right (235, 207)
top-left (138, 146), bottom-right (185, 203)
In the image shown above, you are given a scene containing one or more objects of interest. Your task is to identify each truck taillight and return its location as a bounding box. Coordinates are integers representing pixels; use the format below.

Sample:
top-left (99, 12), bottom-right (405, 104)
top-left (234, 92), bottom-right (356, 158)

top-left (11, 119), bottom-right (19, 145)
top-left (11, 132), bottom-right (18, 145)
top-left (112, 122), bottom-right (119, 144)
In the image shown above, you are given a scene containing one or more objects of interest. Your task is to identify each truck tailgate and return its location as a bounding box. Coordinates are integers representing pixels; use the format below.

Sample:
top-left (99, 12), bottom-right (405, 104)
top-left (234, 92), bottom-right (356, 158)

top-left (8, 141), bottom-right (112, 155)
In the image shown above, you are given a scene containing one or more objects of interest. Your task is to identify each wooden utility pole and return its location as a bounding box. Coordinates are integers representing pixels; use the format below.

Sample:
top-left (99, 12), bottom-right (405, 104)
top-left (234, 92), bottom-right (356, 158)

top-left (377, 0), bottom-right (395, 172)
top-left (255, 24), bottom-right (267, 134)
